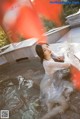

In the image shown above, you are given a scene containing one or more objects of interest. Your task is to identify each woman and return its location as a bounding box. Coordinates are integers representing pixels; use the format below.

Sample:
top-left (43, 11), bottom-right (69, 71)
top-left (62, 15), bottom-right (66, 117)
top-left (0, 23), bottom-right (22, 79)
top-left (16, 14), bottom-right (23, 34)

top-left (35, 43), bottom-right (73, 119)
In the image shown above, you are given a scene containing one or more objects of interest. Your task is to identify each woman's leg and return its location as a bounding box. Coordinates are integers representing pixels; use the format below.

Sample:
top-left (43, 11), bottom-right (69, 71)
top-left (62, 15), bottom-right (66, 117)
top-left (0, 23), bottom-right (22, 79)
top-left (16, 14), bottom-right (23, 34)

top-left (41, 96), bottom-right (68, 119)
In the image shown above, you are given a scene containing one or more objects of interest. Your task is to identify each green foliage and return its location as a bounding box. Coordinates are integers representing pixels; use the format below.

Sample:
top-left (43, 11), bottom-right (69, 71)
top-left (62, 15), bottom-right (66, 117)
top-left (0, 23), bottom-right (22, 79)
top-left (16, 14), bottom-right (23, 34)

top-left (63, 4), bottom-right (80, 18)
top-left (41, 17), bottom-right (55, 31)
top-left (0, 27), bottom-right (10, 47)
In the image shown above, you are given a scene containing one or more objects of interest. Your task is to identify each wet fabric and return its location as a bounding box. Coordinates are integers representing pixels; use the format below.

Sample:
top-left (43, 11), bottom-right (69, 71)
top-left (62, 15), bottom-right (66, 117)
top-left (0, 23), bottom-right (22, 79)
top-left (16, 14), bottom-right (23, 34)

top-left (40, 69), bottom-right (74, 105)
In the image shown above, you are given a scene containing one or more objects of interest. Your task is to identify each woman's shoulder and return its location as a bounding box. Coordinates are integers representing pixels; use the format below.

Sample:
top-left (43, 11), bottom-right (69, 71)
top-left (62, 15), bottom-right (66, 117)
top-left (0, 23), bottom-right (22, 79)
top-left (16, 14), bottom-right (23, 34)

top-left (43, 59), bottom-right (54, 67)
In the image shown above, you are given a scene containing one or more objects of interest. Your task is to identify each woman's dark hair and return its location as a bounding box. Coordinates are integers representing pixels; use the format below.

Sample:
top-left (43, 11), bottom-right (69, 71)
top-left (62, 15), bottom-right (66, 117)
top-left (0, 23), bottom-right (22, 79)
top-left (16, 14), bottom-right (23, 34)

top-left (35, 44), bottom-right (45, 63)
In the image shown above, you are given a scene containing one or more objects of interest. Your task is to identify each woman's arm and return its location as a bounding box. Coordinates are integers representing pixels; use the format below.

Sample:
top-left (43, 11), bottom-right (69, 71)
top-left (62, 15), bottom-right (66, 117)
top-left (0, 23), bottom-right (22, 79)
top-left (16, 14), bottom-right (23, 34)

top-left (48, 61), bottom-right (70, 70)
top-left (51, 52), bottom-right (64, 62)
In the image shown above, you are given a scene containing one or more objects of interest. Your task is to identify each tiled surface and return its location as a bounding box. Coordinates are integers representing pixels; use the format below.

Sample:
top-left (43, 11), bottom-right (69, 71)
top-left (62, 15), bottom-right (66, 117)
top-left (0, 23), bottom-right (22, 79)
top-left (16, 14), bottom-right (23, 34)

top-left (49, 27), bottom-right (80, 70)
top-left (0, 38), bottom-right (37, 55)
top-left (57, 27), bottom-right (80, 43)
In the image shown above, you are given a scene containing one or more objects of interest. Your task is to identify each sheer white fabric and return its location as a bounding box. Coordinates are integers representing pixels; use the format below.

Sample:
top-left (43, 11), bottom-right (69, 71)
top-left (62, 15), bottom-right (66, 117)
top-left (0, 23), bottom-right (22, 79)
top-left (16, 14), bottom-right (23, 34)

top-left (40, 58), bottom-right (73, 104)
top-left (43, 58), bottom-right (70, 75)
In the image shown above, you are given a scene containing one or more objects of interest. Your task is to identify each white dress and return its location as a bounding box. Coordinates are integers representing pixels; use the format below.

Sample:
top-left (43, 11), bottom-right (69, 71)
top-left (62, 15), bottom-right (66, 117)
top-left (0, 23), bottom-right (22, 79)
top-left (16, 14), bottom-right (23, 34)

top-left (40, 58), bottom-right (73, 104)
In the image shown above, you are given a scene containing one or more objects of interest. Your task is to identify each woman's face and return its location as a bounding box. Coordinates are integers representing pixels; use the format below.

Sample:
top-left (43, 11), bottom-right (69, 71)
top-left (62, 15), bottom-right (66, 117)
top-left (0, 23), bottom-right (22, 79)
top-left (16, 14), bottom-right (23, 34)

top-left (42, 44), bottom-right (52, 58)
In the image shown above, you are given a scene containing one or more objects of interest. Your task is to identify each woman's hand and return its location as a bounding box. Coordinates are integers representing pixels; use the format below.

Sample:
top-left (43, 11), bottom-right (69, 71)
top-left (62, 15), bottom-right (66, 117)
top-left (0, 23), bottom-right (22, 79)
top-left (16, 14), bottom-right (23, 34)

top-left (56, 56), bottom-right (64, 62)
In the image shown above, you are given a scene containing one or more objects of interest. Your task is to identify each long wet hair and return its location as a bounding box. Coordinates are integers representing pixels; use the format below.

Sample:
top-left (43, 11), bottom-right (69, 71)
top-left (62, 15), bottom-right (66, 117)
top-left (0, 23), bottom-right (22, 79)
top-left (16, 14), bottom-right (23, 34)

top-left (35, 44), bottom-right (45, 63)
